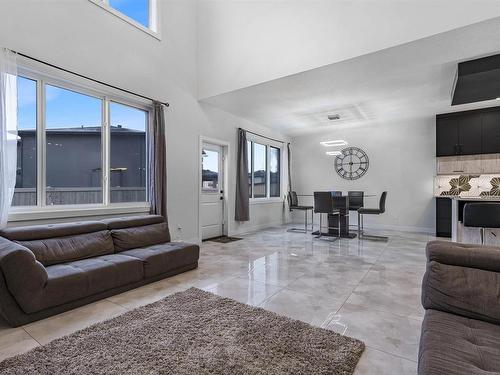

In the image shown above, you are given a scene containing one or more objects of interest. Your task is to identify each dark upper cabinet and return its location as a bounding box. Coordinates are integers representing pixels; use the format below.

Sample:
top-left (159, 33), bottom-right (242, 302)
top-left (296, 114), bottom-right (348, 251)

top-left (482, 111), bottom-right (500, 154)
top-left (458, 113), bottom-right (482, 155)
top-left (436, 117), bottom-right (459, 156)
top-left (436, 106), bottom-right (500, 156)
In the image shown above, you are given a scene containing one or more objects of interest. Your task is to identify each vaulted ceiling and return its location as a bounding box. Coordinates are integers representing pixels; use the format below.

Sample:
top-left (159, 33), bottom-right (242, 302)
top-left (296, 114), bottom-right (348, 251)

top-left (200, 15), bottom-right (500, 136)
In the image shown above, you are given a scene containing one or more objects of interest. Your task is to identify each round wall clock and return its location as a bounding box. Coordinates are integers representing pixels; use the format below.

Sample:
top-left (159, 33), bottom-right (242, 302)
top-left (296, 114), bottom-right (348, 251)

top-left (334, 147), bottom-right (369, 180)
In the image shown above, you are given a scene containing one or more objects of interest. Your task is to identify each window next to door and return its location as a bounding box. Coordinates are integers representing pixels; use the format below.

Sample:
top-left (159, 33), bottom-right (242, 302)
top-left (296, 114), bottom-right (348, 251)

top-left (247, 138), bottom-right (282, 201)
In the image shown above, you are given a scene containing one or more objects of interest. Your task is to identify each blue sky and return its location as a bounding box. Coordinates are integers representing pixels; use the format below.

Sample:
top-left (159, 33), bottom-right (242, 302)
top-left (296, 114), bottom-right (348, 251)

top-left (202, 150), bottom-right (218, 173)
top-left (17, 77), bottom-right (36, 130)
top-left (110, 0), bottom-right (149, 27)
top-left (17, 77), bottom-right (146, 132)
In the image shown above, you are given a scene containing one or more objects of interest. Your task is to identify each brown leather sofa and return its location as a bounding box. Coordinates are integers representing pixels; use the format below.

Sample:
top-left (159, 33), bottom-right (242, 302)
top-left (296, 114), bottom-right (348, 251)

top-left (419, 241), bottom-right (500, 374)
top-left (0, 215), bottom-right (199, 327)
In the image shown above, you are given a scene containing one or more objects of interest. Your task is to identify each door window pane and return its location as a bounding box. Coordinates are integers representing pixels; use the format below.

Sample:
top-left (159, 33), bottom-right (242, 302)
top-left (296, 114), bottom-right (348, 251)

top-left (270, 146), bottom-right (280, 197)
top-left (110, 102), bottom-right (147, 203)
top-left (45, 85), bottom-right (102, 205)
top-left (253, 142), bottom-right (267, 198)
top-left (109, 0), bottom-right (149, 27)
top-left (202, 149), bottom-right (219, 192)
top-left (14, 77), bottom-right (37, 206)
top-left (247, 140), bottom-right (252, 197)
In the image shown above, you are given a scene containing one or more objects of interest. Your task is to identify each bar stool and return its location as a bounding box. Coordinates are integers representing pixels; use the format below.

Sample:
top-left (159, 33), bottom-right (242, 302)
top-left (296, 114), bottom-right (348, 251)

top-left (463, 202), bottom-right (500, 245)
top-left (287, 191), bottom-right (314, 233)
top-left (314, 191), bottom-right (340, 240)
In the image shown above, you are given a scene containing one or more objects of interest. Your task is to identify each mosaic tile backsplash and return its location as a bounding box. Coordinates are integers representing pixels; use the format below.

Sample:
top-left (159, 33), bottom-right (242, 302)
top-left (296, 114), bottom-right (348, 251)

top-left (434, 175), bottom-right (500, 197)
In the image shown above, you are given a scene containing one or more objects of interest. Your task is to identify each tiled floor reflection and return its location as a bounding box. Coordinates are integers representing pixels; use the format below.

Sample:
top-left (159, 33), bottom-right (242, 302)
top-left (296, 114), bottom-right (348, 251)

top-left (0, 225), bottom-right (431, 374)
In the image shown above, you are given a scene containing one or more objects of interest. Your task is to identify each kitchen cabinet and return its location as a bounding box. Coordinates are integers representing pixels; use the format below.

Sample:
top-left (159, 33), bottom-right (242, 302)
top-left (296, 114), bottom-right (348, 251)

top-left (436, 197), bottom-right (452, 238)
top-left (482, 111), bottom-right (500, 154)
top-left (436, 106), bottom-right (500, 157)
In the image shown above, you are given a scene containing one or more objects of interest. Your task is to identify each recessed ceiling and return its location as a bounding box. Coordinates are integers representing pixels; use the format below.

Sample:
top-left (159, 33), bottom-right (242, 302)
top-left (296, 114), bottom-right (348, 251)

top-left (201, 16), bottom-right (500, 137)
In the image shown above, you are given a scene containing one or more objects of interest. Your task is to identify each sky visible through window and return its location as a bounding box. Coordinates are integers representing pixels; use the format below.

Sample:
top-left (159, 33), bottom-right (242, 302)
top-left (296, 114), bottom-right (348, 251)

top-left (17, 78), bottom-right (146, 132)
top-left (109, 0), bottom-right (149, 28)
top-left (254, 143), bottom-right (266, 172)
top-left (46, 85), bottom-right (101, 129)
top-left (203, 150), bottom-right (218, 173)
top-left (201, 143), bottom-right (268, 174)
top-left (18, 77), bottom-right (36, 130)
top-left (110, 102), bottom-right (146, 132)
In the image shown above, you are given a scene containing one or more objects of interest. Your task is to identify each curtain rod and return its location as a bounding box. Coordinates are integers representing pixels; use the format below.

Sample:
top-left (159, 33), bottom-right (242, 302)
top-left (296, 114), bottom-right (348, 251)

top-left (15, 51), bottom-right (170, 107)
top-left (241, 128), bottom-right (287, 144)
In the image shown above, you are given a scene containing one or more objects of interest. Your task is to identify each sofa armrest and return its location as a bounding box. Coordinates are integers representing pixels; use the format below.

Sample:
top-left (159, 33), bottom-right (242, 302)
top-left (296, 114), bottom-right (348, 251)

top-left (0, 236), bottom-right (47, 307)
top-left (422, 241), bottom-right (500, 324)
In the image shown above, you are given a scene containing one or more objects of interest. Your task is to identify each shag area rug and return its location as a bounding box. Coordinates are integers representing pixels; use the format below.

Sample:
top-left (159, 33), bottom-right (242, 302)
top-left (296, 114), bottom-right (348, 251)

top-left (0, 288), bottom-right (364, 374)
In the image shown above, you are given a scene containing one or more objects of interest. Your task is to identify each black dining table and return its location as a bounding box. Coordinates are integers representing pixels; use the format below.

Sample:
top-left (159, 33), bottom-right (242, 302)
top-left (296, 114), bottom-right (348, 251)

top-left (299, 192), bottom-right (375, 239)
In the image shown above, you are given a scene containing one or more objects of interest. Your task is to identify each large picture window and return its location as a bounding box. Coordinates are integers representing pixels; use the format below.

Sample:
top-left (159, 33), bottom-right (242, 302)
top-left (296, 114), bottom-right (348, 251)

top-left (247, 139), bottom-right (282, 200)
top-left (13, 74), bottom-right (150, 211)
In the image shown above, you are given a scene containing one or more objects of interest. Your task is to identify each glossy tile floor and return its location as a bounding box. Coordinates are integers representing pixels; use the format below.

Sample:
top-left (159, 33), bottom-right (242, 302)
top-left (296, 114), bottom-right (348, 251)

top-left (0, 225), bottom-right (433, 374)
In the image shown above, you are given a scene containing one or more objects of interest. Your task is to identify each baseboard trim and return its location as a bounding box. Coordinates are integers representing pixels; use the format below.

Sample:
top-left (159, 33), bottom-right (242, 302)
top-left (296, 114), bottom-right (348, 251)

top-left (229, 220), bottom-right (285, 237)
top-left (290, 219), bottom-right (433, 235)
top-left (361, 223), bottom-right (434, 234)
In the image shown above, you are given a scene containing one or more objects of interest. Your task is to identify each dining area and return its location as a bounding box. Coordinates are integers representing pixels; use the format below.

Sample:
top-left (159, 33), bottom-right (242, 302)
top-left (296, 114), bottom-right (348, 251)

top-left (287, 190), bottom-right (388, 240)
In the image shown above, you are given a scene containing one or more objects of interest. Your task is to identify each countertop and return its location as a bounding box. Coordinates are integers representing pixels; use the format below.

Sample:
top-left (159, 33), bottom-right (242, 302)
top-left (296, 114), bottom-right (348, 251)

top-left (437, 195), bottom-right (500, 201)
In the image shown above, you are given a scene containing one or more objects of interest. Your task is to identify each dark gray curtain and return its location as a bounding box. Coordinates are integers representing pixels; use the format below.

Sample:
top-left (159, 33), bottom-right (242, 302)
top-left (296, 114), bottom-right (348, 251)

top-left (235, 129), bottom-right (250, 221)
top-left (149, 102), bottom-right (167, 219)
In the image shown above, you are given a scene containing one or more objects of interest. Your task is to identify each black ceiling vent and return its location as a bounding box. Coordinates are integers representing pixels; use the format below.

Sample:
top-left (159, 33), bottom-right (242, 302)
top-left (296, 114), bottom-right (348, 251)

top-left (452, 53), bottom-right (500, 106)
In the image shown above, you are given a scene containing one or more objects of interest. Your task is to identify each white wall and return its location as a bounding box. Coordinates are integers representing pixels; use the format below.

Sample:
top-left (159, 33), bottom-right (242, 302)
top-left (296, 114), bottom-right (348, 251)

top-left (197, 0), bottom-right (500, 99)
top-left (291, 117), bottom-right (436, 233)
top-left (0, 0), bottom-right (289, 241)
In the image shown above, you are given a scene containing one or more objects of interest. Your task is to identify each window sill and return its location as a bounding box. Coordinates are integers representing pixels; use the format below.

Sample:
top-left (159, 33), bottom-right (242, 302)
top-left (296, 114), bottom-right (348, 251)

top-left (250, 198), bottom-right (283, 205)
top-left (8, 203), bottom-right (150, 223)
top-left (89, 0), bottom-right (161, 41)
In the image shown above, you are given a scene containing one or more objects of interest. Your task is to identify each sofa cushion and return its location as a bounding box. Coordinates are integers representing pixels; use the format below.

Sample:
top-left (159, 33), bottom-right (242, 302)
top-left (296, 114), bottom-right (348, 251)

top-left (21, 254), bottom-right (144, 313)
top-left (419, 309), bottom-right (500, 375)
top-left (0, 221), bottom-right (107, 241)
top-left (110, 222), bottom-right (171, 252)
top-left (15, 230), bottom-right (115, 267)
top-left (422, 260), bottom-right (500, 325)
top-left (102, 215), bottom-right (165, 230)
top-left (120, 242), bottom-right (199, 278)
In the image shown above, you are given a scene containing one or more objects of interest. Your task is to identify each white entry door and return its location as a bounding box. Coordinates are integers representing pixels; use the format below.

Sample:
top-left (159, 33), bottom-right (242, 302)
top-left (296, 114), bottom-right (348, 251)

top-left (201, 143), bottom-right (225, 240)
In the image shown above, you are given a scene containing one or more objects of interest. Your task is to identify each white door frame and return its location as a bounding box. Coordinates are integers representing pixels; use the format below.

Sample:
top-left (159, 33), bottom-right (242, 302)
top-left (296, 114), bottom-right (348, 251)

top-left (198, 136), bottom-right (230, 243)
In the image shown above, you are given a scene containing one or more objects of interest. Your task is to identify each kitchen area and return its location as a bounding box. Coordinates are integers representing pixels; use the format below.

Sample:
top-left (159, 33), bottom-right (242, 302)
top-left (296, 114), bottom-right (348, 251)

top-left (435, 105), bottom-right (500, 245)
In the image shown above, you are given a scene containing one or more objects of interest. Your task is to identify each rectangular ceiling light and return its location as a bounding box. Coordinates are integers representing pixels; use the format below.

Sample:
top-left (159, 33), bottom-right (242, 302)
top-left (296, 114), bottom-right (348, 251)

top-left (326, 151), bottom-right (341, 156)
top-left (320, 140), bottom-right (348, 147)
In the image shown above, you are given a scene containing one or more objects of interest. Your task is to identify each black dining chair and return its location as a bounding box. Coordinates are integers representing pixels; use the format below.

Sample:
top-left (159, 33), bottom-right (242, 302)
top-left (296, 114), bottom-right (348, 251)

top-left (314, 192), bottom-right (340, 240)
top-left (348, 191), bottom-right (364, 211)
top-left (463, 202), bottom-right (500, 245)
top-left (357, 191), bottom-right (387, 240)
top-left (287, 191), bottom-right (314, 233)
top-left (348, 191), bottom-right (364, 232)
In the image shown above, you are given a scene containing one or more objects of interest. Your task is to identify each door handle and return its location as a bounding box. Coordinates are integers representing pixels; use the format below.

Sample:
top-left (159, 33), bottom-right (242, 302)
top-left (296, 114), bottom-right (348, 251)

top-left (219, 197), bottom-right (223, 201)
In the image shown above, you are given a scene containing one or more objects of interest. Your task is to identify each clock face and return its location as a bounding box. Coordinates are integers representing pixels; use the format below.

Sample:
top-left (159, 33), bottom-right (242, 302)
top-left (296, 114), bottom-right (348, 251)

top-left (334, 147), bottom-right (369, 180)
